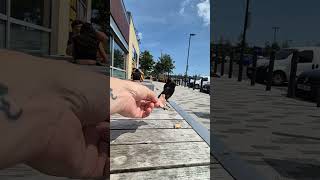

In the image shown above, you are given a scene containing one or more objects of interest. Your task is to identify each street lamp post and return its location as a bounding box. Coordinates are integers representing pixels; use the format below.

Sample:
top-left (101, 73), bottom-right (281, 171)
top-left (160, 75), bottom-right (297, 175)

top-left (238, 0), bottom-right (250, 82)
top-left (272, 27), bottom-right (280, 43)
top-left (185, 33), bottom-right (196, 86)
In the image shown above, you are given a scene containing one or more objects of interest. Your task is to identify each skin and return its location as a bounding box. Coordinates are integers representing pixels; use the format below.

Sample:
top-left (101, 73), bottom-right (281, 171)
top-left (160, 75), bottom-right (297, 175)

top-left (0, 50), bottom-right (162, 178)
top-left (66, 24), bottom-right (108, 64)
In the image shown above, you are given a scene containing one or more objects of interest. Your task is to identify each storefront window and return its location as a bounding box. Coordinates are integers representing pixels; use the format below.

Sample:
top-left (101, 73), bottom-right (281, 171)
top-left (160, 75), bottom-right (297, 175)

top-left (11, 0), bottom-right (51, 28)
top-left (113, 41), bottom-right (126, 70)
top-left (0, 0), bottom-right (6, 14)
top-left (10, 23), bottom-right (50, 55)
top-left (0, 20), bottom-right (5, 48)
top-left (113, 69), bottom-right (126, 79)
top-left (78, 0), bottom-right (87, 21)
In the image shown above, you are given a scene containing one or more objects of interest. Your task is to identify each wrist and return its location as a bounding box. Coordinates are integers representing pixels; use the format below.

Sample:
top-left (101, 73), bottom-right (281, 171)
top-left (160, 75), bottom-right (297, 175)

top-left (110, 78), bottom-right (128, 114)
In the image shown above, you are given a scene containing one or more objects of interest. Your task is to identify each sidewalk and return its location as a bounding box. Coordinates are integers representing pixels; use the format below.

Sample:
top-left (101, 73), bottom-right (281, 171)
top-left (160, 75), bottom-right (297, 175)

top-left (213, 76), bottom-right (320, 180)
top-left (152, 81), bottom-right (210, 130)
top-left (110, 100), bottom-right (212, 179)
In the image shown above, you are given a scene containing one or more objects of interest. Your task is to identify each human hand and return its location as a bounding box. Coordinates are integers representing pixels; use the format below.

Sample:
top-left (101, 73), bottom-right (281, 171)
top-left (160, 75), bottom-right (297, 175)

top-left (110, 78), bottom-right (162, 118)
top-left (0, 50), bottom-right (109, 178)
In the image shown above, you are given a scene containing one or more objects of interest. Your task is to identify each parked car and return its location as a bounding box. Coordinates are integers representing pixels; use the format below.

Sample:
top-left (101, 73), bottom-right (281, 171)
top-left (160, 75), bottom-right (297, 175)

top-left (247, 47), bottom-right (320, 85)
top-left (296, 69), bottom-right (320, 100)
top-left (202, 83), bottom-right (210, 94)
top-left (188, 77), bottom-right (201, 88)
top-left (200, 76), bottom-right (210, 92)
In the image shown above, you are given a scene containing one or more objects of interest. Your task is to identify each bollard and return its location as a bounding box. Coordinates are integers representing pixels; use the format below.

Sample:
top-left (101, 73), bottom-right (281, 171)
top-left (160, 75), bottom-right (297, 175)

top-left (266, 50), bottom-right (276, 91)
top-left (200, 77), bottom-right (204, 92)
top-left (287, 51), bottom-right (298, 98)
top-left (238, 51), bottom-right (244, 81)
top-left (228, 51), bottom-right (234, 78)
top-left (214, 51), bottom-right (218, 74)
top-left (221, 50), bottom-right (225, 76)
top-left (317, 87), bottom-right (320, 107)
top-left (193, 75), bottom-right (196, 90)
top-left (251, 51), bottom-right (258, 86)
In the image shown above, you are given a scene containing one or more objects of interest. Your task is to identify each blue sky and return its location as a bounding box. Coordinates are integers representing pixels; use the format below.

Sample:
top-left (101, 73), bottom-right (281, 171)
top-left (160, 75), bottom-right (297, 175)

top-left (124, 0), bottom-right (210, 76)
top-left (212, 0), bottom-right (320, 47)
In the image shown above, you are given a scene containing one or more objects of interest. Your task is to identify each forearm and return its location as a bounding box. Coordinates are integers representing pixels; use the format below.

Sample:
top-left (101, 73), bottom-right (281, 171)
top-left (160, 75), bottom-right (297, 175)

top-left (110, 77), bottom-right (127, 115)
top-left (96, 31), bottom-right (107, 43)
top-left (0, 91), bottom-right (58, 169)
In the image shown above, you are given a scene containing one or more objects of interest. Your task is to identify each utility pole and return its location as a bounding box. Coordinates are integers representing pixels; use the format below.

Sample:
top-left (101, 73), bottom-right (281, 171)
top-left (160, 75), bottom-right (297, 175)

top-left (238, 0), bottom-right (250, 82)
top-left (272, 26), bottom-right (280, 43)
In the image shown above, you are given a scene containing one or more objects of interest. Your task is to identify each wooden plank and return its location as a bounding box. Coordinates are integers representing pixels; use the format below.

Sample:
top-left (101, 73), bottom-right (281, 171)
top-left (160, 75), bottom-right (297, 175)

top-left (211, 164), bottom-right (235, 180)
top-left (111, 119), bottom-right (191, 129)
top-left (0, 164), bottom-right (72, 180)
top-left (110, 142), bottom-right (210, 172)
top-left (110, 166), bottom-right (210, 180)
top-left (111, 108), bottom-right (183, 120)
top-left (111, 129), bottom-right (204, 144)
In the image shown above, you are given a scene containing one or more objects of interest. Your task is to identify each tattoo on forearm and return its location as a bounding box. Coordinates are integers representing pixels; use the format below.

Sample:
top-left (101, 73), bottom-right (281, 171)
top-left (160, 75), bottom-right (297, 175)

top-left (110, 88), bottom-right (117, 100)
top-left (0, 83), bottom-right (23, 120)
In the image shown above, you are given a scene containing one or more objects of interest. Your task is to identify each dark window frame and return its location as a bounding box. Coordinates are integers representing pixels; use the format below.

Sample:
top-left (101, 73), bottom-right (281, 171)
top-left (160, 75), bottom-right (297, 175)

top-left (298, 50), bottom-right (314, 63)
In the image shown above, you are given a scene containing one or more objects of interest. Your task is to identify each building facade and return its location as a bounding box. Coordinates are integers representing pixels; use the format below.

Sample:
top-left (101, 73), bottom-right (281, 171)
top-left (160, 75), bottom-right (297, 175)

top-left (127, 12), bottom-right (140, 79)
top-left (109, 0), bottom-right (129, 79)
top-left (0, 0), bottom-right (93, 56)
top-left (0, 0), bottom-right (139, 79)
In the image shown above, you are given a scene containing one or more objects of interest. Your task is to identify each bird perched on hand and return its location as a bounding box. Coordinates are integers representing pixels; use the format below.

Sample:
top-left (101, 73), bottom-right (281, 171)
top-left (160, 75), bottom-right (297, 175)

top-left (158, 78), bottom-right (176, 110)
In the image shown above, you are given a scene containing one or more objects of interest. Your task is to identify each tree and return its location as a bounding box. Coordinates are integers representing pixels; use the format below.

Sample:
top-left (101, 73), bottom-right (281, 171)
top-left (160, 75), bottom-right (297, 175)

top-left (139, 50), bottom-right (154, 76)
top-left (263, 41), bottom-right (272, 57)
top-left (159, 54), bottom-right (175, 77)
top-left (151, 61), bottom-right (164, 79)
top-left (91, 0), bottom-right (109, 32)
top-left (271, 42), bottom-right (280, 51)
top-left (281, 41), bottom-right (290, 48)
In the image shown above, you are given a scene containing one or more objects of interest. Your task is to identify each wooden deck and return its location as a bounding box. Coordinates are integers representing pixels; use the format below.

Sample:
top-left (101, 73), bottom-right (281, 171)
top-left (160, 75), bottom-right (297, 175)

top-left (110, 102), bottom-right (231, 180)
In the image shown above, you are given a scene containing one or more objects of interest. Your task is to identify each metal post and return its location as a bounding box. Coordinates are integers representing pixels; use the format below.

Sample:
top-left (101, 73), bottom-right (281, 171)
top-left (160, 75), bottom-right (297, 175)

top-left (193, 75), bottom-right (196, 90)
top-left (317, 87), bottom-right (320, 107)
top-left (214, 50), bottom-right (218, 74)
top-left (200, 77), bottom-right (204, 92)
top-left (287, 51), bottom-right (298, 98)
top-left (266, 50), bottom-right (275, 91)
top-left (185, 34), bottom-right (195, 86)
top-left (251, 51), bottom-right (258, 86)
top-left (272, 27), bottom-right (280, 43)
top-left (229, 50), bottom-right (234, 78)
top-left (238, 0), bottom-right (250, 82)
top-left (221, 49), bottom-right (225, 76)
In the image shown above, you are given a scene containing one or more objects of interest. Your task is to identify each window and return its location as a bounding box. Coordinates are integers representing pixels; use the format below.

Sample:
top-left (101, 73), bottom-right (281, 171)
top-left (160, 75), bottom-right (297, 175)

top-left (113, 69), bottom-right (126, 79)
top-left (275, 49), bottom-right (295, 60)
top-left (0, 20), bottom-right (5, 48)
top-left (11, 0), bottom-right (51, 28)
top-left (78, 0), bottom-right (87, 21)
top-left (113, 41), bottom-right (126, 70)
top-left (0, 0), bottom-right (6, 14)
top-left (10, 23), bottom-right (50, 55)
top-left (298, 50), bottom-right (313, 63)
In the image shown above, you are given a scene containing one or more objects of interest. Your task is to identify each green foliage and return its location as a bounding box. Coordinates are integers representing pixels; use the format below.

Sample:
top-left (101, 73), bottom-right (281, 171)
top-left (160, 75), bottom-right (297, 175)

top-left (139, 50), bottom-right (155, 76)
top-left (159, 54), bottom-right (175, 75)
top-left (91, 0), bottom-right (108, 32)
top-left (150, 53), bottom-right (175, 78)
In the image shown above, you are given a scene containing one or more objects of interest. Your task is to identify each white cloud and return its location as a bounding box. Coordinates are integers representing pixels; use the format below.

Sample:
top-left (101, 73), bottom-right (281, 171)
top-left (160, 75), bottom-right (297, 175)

top-left (179, 0), bottom-right (193, 15)
top-left (137, 32), bottom-right (143, 40)
top-left (197, 0), bottom-right (210, 26)
top-left (136, 16), bottom-right (167, 24)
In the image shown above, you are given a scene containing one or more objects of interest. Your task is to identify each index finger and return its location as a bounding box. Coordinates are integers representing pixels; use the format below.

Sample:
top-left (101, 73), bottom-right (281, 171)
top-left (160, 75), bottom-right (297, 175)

top-left (134, 83), bottom-right (158, 103)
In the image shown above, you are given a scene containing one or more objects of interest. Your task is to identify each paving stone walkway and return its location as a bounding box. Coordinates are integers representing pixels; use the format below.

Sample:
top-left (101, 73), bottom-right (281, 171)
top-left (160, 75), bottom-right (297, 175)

top-left (213, 76), bottom-right (320, 180)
